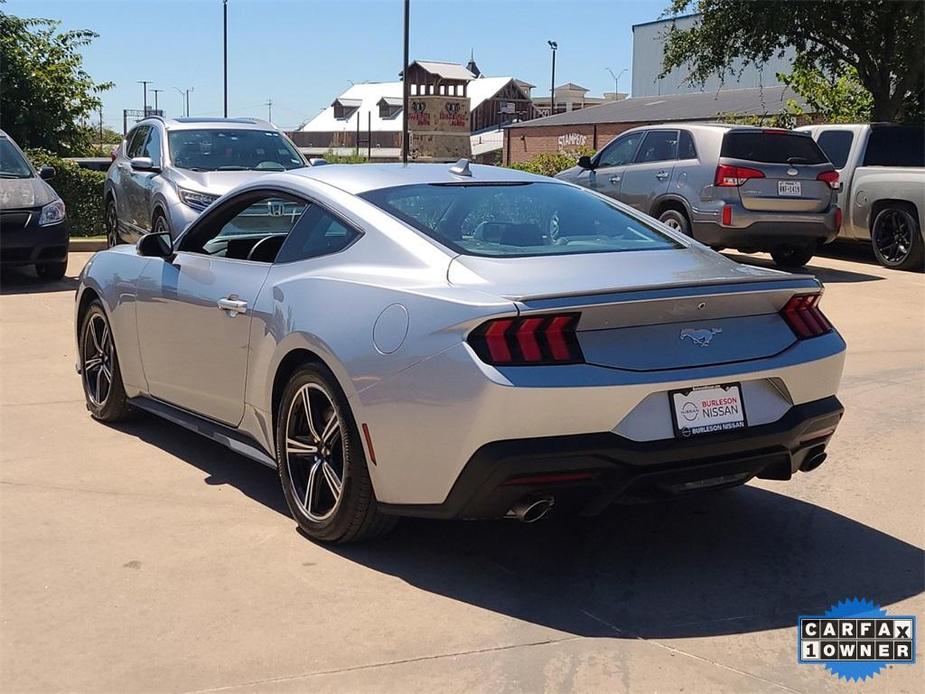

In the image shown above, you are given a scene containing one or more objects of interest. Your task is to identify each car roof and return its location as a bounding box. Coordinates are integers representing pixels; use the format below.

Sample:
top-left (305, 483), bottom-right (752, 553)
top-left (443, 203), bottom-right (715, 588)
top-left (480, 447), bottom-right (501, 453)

top-left (138, 116), bottom-right (277, 132)
top-left (286, 162), bottom-right (552, 195)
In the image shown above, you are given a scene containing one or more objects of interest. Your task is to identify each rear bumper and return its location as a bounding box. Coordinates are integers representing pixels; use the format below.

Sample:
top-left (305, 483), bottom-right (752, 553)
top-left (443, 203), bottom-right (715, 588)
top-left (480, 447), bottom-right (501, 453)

top-left (0, 216), bottom-right (69, 266)
top-left (692, 206), bottom-right (839, 250)
top-left (379, 396), bottom-right (843, 519)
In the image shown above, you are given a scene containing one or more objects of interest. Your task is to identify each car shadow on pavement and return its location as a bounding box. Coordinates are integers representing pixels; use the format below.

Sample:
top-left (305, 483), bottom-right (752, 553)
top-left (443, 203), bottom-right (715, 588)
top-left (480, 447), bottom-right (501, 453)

top-left (0, 265), bottom-right (78, 295)
top-left (113, 414), bottom-right (923, 641)
top-left (328, 488), bottom-right (924, 640)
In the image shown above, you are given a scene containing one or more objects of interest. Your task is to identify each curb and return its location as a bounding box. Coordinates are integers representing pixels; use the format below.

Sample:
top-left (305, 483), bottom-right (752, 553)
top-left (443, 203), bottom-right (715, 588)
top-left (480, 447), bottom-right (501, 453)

top-left (70, 238), bottom-right (108, 252)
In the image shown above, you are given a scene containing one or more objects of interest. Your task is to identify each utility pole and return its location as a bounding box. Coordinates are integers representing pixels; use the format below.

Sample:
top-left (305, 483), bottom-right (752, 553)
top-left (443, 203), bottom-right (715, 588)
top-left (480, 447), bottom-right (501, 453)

top-left (265, 97), bottom-right (272, 123)
top-left (223, 0), bottom-right (229, 117)
top-left (547, 41), bottom-right (557, 116)
top-left (151, 88), bottom-right (163, 113)
top-left (401, 0), bottom-right (410, 165)
top-left (138, 80), bottom-right (151, 114)
top-left (98, 104), bottom-right (103, 153)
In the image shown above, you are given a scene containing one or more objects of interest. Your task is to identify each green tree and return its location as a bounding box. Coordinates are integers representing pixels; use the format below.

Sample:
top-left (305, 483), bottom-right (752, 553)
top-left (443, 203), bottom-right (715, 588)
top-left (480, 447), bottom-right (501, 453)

top-left (777, 57), bottom-right (873, 124)
top-left (661, 0), bottom-right (924, 122)
top-left (0, 4), bottom-right (113, 155)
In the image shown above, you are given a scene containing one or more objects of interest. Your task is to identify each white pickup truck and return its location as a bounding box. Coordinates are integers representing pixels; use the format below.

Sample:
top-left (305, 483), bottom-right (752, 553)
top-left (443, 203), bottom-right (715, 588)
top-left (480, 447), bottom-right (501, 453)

top-left (797, 123), bottom-right (924, 270)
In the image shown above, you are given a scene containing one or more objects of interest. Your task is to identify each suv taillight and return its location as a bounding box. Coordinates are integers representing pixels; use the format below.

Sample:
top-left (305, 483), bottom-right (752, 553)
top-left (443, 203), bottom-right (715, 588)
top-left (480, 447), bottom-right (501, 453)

top-left (714, 164), bottom-right (765, 187)
top-left (817, 169), bottom-right (839, 189)
top-left (468, 314), bottom-right (583, 365)
top-left (781, 294), bottom-right (832, 339)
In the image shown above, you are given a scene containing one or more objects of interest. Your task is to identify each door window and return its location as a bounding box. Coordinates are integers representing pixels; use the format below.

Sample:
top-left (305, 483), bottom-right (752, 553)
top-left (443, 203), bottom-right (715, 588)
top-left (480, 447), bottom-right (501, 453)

top-left (596, 132), bottom-right (644, 168)
top-left (141, 127), bottom-right (162, 165)
top-left (181, 192), bottom-right (308, 262)
top-left (275, 205), bottom-right (359, 263)
top-left (125, 127), bottom-right (149, 158)
top-left (634, 130), bottom-right (679, 163)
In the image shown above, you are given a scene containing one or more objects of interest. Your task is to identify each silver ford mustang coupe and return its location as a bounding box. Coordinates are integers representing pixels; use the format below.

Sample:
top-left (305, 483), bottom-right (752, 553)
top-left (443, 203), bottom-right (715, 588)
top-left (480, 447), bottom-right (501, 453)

top-left (75, 162), bottom-right (846, 543)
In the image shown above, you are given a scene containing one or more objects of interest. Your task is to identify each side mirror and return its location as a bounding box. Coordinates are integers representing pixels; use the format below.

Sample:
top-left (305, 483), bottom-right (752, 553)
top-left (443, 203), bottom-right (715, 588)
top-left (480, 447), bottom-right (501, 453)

top-left (130, 156), bottom-right (159, 172)
top-left (137, 231), bottom-right (174, 258)
top-left (577, 155), bottom-right (594, 170)
top-left (38, 166), bottom-right (55, 180)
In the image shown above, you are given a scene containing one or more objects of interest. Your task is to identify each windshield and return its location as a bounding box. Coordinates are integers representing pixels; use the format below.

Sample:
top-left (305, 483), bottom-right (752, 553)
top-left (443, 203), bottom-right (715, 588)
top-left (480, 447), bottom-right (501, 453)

top-left (167, 129), bottom-right (305, 172)
top-left (361, 182), bottom-right (682, 257)
top-left (0, 138), bottom-right (34, 179)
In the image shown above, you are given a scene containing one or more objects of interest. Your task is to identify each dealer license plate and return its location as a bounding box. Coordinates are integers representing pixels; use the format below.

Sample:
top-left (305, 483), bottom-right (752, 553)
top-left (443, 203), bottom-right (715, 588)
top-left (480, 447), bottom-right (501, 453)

top-left (778, 180), bottom-right (802, 196)
top-left (670, 383), bottom-right (747, 438)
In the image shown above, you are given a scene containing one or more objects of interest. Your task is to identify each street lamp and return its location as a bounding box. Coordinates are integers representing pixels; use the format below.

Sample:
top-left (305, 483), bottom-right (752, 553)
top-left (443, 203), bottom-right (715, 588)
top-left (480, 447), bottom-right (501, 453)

top-left (174, 87), bottom-right (193, 116)
top-left (223, 0), bottom-right (228, 117)
top-left (606, 67), bottom-right (628, 97)
top-left (138, 80), bottom-right (152, 113)
top-left (151, 88), bottom-right (163, 113)
top-left (547, 41), bottom-right (557, 116)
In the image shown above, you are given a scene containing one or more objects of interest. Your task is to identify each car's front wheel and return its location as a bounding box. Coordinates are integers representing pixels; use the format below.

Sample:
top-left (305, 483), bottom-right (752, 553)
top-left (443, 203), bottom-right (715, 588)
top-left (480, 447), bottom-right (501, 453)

top-left (276, 364), bottom-right (396, 543)
top-left (79, 301), bottom-right (131, 421)
top-left (771, 244), bottom-right (816, 269)
top-left (36, 260), bottom-right (67, 281)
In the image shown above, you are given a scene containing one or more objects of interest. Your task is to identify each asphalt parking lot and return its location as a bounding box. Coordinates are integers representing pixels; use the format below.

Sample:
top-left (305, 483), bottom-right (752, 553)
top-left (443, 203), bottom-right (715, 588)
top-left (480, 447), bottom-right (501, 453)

top-left (1, 247), bottom-right (922, 693)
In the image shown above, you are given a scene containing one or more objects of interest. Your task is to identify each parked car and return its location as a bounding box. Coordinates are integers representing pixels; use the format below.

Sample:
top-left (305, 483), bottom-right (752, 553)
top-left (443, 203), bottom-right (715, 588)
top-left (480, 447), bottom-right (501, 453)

top-left (0, 129), bottom-right (69, 280)
top-left (104, 116), bottom-right (308, 246)
top-left (797, 123), bottom-right (924, 270)
top-left (76, 162), bottom-right (845, 543)
top-left (556, 123), bottom-right (841, 268)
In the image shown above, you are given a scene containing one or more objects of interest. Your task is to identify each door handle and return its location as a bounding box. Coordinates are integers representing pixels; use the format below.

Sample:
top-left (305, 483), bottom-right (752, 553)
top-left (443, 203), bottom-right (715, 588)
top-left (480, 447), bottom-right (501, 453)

top-left (655, 170), bottom-right (670, 180)
top-left (217, 296), bottom-right (248, 316)
top-left (609, 176), bottom-right (621, 184)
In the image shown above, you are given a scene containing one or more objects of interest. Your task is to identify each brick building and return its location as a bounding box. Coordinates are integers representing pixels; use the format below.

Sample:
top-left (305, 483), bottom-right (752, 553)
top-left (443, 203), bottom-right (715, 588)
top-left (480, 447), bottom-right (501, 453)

top-left (503, 85), bottom-right (808, 165)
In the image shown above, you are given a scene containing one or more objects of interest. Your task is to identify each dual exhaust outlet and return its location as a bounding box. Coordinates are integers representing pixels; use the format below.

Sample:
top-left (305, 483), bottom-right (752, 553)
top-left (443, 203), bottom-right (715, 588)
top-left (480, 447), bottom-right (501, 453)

top-left (505, 495), bottom-right (555, 523)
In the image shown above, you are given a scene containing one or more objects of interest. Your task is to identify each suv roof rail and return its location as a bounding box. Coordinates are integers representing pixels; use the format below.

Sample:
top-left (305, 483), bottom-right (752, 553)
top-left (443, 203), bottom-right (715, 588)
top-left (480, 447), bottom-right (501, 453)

top-left (171, 116), bottom-right (271, 126)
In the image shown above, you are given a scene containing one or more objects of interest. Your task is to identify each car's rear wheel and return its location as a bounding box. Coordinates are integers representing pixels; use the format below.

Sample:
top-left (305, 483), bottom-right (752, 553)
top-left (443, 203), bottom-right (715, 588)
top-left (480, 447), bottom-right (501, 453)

top-left (871, 205), bottom-right (924, 270)
top-left (771, 244), bottom-right (816, 269)
top-left (79, 301), bottom-right (131, 422)
top-left (276, 364), bottom-right (396, 543)
top-left (658, 208), bottom-right (691, 236)
top-left (36, 260), bottom-right (67, 281)
top-left (105, 199), bottom-right (122, 248)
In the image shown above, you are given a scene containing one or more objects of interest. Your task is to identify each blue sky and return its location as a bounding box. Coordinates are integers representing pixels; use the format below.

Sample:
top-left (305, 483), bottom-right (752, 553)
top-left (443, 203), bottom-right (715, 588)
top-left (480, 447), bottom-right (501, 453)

top-left (6, 0), bottom-right (669, 130)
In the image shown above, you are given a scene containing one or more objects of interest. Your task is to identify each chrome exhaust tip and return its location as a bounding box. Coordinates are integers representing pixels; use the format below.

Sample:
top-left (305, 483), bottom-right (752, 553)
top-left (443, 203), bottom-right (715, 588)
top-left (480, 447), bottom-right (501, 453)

top-left (505, 496), bottom-right (555, 523)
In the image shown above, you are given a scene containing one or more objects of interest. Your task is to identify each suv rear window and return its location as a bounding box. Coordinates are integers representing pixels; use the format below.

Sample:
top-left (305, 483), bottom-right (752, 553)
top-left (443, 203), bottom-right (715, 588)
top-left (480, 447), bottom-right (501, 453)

top-left (721, 131), bottom-right (827, 164)
top-left (863, 126), bottom-right (925, 167)
top-left (360, 182), bottom-right (681, 258)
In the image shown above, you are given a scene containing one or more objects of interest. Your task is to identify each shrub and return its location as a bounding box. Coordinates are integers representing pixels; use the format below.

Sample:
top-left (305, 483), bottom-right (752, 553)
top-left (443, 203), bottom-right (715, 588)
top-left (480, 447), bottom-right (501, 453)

top-left (508, 147), bottom-right (595, 177)
top-left (25, 149), bottom-right (105, 236)
top-left (321, 149), bottom-right (368, 164)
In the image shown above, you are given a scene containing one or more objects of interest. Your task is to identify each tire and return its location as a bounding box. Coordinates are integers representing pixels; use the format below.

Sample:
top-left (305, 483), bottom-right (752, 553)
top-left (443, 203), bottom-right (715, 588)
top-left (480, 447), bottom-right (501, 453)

top-left (105, 198), bottom-right (123, 248)
top-left (152, 210), bottom-right (172, 237)
top-left (771, 244), bottom-right (816, 269)
top-left (276, 364), bottom-right (396, 543)
top-left (658, 208), bottom-right (691, 236)
top-left (79, 301), bottom-right (131, 422)
top-left (871, 205), bottom-right (924, 270)
top-left (35, 260), bottom-right (67, 281)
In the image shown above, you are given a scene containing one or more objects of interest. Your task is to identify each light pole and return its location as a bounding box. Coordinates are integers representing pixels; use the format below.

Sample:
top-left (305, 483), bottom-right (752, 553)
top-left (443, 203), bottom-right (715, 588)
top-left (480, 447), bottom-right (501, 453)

top-left (151, 88), bottom-right (163, 113)
top-left (606, 67), bottom-right (627, 97)
top-left (138, 80), bottom-right (151, 113)
top-left (174, 87), bottom-right (194, 116)
top-left (401, 0), bottom-right (410, 165)
top-left (223, 0), bottom-right (228, 117)
top-left (547, 41), bottom-right (557, 116)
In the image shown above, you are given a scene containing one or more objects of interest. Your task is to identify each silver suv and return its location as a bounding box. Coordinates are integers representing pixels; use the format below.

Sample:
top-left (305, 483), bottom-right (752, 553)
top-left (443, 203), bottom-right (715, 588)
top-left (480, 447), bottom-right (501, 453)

top-left (556, 123), bottom-right (840, 267)
top-left (104, 117), bottom-right (307, 245)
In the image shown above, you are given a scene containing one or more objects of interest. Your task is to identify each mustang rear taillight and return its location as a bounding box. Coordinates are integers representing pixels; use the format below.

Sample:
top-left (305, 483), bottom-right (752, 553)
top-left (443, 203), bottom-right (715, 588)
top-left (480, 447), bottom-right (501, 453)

top-left (714, 164), bottom-right (765, 187)
top-left (468, 314), bottom-right (583, 365)
top-left (781, 294), bottom-right (833, 339)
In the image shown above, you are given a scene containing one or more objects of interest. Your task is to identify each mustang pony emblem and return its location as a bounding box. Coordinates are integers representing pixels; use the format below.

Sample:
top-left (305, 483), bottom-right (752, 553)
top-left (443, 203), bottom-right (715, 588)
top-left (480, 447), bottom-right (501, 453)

top-left (680, 327), bottom-right (722, 347)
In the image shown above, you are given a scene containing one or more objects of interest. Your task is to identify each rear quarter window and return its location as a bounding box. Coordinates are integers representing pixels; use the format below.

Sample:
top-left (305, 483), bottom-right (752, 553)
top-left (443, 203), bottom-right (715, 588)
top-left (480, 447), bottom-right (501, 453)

top-left (721, 131), bottom-right (827, 164)
top-left (863, 127), bottom-right (925, 167)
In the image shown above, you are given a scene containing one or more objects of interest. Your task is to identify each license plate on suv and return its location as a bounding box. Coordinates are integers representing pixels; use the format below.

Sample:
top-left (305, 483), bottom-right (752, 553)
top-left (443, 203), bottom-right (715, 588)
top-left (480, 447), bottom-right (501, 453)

top-left (670, 383), bottom-right (747, 438)
top-left (778, 180), bottom-right (802, 196)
